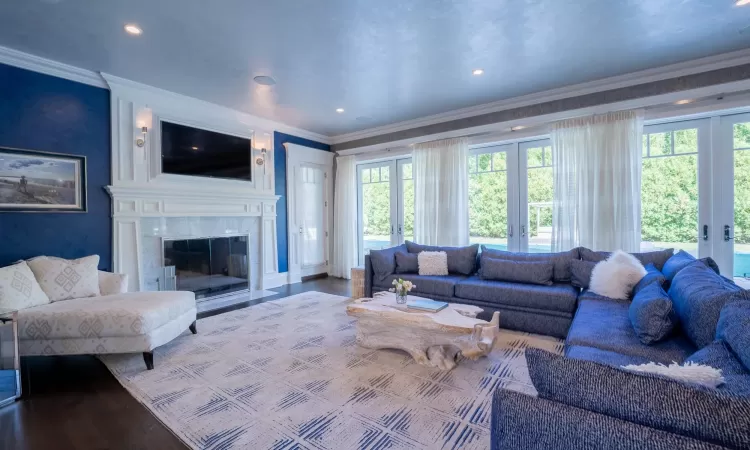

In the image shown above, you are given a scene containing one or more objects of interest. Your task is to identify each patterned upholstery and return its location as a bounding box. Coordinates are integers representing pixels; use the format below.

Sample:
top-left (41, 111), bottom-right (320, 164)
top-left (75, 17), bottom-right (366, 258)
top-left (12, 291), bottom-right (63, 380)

top-left (98, 270), bottom-right (129, 296)
top-left (491, 389), bottom-right (724, 450)
top-left (628, 282), bottom-right (677, 345)
top-left (566, 294), bottom-right (695, 364)
top-left (669, 261), bottom-right (750, 348)
top-left (455, 277), bottom-right (578, 313)
top-left (27, 255), bottom-right (101, 302)
top-left (716, 300), bottom-right (750, 370)
top-left (526, 349), bottom-right (750, 449)
top-left (0, 260), bottom-right (50, 311)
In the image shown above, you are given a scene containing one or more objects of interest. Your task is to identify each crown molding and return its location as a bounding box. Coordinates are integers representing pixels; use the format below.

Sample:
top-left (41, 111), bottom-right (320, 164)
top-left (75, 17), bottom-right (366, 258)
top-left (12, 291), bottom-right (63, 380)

top-left (330, 48), bottom-right (750, 145)
top-left (0, 45), bottom-right (107, 88)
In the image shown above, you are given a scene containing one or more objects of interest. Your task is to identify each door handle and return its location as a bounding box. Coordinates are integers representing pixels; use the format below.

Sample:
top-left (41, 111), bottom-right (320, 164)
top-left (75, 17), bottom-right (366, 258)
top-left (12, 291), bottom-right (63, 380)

top-left (521, 225), bottom-right (526, 238)
top-left (299, 226), bottom-right (303, 234)
top-left (391, 225), bottom-right (394, 235)
top-left (508, 225), bottom-right (513, 238)
top-left (725, 225), bottom-right (734, 242)
top-left (398, 224), bottom-right (402, 235)
top-left (703, 225), bottom-right (708, 241)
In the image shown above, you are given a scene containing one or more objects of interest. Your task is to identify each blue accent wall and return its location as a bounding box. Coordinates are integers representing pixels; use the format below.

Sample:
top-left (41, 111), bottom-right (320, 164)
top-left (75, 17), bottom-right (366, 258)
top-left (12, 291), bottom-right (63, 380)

top-left (0, 63), bottom-right (111, 270)
top-left (274, 132), bottom-right (331, 273)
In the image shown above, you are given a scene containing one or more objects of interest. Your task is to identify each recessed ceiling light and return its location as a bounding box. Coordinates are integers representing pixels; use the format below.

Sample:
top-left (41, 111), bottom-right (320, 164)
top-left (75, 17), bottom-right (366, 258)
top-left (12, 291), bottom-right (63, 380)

top-left (124, 24), bottom-right (142, 35)
top-left (336, 108), bottom-right (345, 113)
top-left (253, 75), bottom-right (276, 86)
top-left (511, 125), bottom-right (526, 131)
top-left (675, 99), bottom-right (695, 105)
top-left (472, 69), bottom-right (484, 76)
top-left (191, 146), bottom-right (199, 150)
top-left (736, 0), bottom-right (750, 6)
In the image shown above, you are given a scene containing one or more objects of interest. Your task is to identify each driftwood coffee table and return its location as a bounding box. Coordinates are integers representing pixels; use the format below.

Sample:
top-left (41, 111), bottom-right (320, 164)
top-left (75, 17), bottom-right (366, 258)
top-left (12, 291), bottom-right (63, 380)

top-left (346, 293), bottom-right (500, 370)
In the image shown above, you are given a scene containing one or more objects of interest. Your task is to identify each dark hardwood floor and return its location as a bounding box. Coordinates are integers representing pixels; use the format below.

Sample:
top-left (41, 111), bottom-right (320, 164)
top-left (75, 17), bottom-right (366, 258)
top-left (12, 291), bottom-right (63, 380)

top-left (0, 277), bottom-right (351, 450)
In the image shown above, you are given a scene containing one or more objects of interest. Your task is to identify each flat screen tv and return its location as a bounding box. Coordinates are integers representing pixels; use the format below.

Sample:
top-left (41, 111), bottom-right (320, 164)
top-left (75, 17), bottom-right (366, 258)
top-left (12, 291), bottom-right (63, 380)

top-left (161, 121), bottom-right (252, 181)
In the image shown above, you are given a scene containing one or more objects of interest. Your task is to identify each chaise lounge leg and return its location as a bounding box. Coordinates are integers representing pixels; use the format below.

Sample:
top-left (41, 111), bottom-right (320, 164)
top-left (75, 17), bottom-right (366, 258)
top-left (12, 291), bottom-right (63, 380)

top-left (189, 320), bottom-right (197, 334)
top-left (143, 351), bottom-right (154, 370)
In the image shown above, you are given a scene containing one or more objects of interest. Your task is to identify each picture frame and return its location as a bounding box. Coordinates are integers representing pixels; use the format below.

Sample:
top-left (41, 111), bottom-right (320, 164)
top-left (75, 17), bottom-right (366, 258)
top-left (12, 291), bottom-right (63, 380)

top-left (0, 146), bottom-right (87, 212)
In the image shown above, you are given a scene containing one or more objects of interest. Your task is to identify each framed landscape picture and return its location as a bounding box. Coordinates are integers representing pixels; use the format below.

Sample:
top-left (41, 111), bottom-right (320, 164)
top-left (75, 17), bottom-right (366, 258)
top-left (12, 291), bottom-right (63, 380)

top-left (0, 147), bottom-right (87, 212)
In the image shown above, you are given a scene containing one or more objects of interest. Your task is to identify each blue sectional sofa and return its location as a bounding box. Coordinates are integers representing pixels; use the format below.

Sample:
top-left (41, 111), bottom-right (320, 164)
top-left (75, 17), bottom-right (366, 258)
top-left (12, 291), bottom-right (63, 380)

top-left (362, 243), bottom-right (750, 449)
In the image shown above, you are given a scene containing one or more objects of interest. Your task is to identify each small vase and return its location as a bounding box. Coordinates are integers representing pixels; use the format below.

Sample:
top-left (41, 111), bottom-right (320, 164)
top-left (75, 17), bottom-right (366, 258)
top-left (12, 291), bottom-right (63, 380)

top-left (396, 291), bottom-right (408, 304)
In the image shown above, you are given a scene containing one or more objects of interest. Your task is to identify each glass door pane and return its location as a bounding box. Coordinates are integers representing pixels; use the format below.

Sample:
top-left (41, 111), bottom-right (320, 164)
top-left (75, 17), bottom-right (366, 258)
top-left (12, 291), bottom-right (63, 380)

top-left (641, 125), bottom-right (700, 256)
top-left (732, 122), bottom-right (750, 279)
top-left (521, 141), bottom-right (554, 253)
top-left (398, 160), bottom-right (414, 244)
top-left (469, 145), bottom-right (512, 251)
top-left (300, 164), bottom-right (327, 268)
top-left (358, 162), bottom-right (394, 262)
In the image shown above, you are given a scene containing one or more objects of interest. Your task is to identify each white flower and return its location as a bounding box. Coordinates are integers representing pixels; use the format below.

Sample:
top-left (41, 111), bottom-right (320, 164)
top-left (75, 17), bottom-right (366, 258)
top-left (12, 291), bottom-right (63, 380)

top-left (388, 288), bottom-right (395, 292)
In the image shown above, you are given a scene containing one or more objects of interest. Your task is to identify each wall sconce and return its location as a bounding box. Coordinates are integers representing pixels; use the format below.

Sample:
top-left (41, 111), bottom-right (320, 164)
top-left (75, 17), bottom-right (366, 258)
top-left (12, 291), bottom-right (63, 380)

top-left (255, 133), bottom-right (271, 174)
top-left (135, 126), bottom-right (148, 147)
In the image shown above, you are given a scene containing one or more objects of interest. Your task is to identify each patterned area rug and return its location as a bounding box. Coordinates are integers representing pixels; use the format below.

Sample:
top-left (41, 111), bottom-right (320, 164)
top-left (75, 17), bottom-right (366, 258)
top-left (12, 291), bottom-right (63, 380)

top-left (102, 292), bottom-right (563, 450)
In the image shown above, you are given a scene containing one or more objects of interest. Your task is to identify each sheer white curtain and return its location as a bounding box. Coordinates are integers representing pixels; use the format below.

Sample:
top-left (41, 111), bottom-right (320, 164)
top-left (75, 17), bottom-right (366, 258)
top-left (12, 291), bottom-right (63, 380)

top-left (413, 137), bottom-right (470, 246)
top-left (330, 155), bottom-right (358, 278)
top-left (551, 110), bottom-right (644, 252)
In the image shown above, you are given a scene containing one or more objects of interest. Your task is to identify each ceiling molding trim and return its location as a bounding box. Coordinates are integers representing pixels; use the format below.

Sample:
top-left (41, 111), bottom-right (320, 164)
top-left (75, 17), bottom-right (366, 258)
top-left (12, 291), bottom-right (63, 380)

top-left (101, 73), bottom-right (331, 144)
top-left (330, 48), bottom-right (750, 146)
top-left (0, 45), bottom-right (107, 88)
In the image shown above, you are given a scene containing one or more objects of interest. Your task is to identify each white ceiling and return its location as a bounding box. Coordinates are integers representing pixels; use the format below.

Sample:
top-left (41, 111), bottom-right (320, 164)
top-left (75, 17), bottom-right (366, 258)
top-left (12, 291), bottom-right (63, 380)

top-left (1, 0), bottom-right (749, 137)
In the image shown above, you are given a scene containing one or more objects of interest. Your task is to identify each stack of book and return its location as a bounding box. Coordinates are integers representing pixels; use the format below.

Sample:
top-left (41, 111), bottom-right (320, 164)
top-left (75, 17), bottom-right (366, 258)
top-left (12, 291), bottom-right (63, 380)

top-left (407, 299), bottom-right (448, 312)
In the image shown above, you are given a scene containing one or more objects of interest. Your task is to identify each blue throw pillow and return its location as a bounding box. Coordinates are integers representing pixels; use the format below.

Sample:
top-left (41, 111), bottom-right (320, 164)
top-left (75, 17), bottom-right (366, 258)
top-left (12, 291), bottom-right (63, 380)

top-left (669, 261), bottom-right (750, 348)
top-left (405, 241), bottom-right (478, 275)
top-left (570, 259), bottom-right (596, 289)
top-left (716, 300), bottom-right (750, 371)
top-left (580, 247), bottom-right (674, 271)
top-left (479, 257), bottom-right (554, 286)
top-left (480, 246), bottom-right (579, 282)
top-left (394, 251), bottom-right (418, 274)
top-left (526, 348), bottom-right (750, 449)
top-left (629, 282), bottom-right (677, 345)
top-left (369, 244), bottom-right (406, 281)
top-left (632, 263), bottom-right (666, 296)
top-left (662, 250), bottom-right (720, 282)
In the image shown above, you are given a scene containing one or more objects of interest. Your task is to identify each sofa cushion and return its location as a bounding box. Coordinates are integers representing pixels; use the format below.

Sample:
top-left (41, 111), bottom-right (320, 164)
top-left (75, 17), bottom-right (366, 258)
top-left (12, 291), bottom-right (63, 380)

top-left (479, 257), bottom-right (553, 286)
top-left (455, 276), bottom-right (578, 314)
top-left (632, 263), bottom-right (666, 295)
top-left (629, 283), bottom-right (677, 345)
top-left (17, 291), bottom-right (196, 340)
top-left (527, 348), bottom-right (750, 450)
top-left (662, 250), bottom-right (720, 282)
top-left (716, 300), bottom-right (750, 371)
top-left (98, 271), bottom-right (129, 296)
top-left (686, 340), bottom-right (750, 397)
top-left (394, 251), bottom-right (418, 274)
top-left (565, 345), bottom-right (653, 367)
top-left (405, 241), bottom-right (479, 275)
top-left (373, 273), bottom-right (467, 298)
top-left (570, 259), bottom-right (596, 289)
top-left (369, 244), bottom-right (406, 281)
top-left (669, 261), bottom-right (750, 349)
top-left (27, 255), bottom-right (101, 302)
top-left (580, 247), bottom-right (674, 271)
top-left (0, 261), bottom-right (50, 311)
top-left (480, 246), bottom-right (579, 282)
top-left (567, 293), bottom-right (695, 364)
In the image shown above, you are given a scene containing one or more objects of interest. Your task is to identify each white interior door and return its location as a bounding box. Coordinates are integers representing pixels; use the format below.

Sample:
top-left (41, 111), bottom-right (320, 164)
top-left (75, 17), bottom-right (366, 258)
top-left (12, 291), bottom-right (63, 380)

top-left (286, 144), bottom-right (333, 283)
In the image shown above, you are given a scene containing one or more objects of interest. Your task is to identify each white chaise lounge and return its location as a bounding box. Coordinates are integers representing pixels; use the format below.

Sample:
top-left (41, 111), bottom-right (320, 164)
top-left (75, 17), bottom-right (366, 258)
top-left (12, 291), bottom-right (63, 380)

top-left (1, 256), bottom-right (197, 370)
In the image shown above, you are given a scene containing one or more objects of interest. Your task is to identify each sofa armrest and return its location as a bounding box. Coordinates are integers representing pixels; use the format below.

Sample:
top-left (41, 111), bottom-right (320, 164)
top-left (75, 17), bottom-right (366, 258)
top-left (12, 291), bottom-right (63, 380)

top-left (98, 271), bottom-right (129, 295)
top-left (491, 390), bottom-right (724, 450)
top-left (364, 255), bottom-right (373, 298)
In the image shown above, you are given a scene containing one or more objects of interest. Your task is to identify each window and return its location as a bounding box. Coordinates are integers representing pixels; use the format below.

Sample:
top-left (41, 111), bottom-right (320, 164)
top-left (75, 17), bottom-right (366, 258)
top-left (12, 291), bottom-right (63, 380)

top-left (732, 122), bottom-right (750, 277)
top-left (523, 143), bottom-right (554, 253)
top-left (468, 146), bottom-right (510, 250)
top-left (641, 127), bottom-right (699, 255)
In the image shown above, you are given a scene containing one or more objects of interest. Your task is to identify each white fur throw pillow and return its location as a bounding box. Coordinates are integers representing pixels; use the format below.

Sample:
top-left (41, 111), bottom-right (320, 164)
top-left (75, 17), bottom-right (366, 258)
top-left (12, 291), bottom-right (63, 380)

top-left (418, 251), bottom-right (449, 276)
top-left (589, 250), bottom-right (647, 300)
top-left (622, 362), bottom-right (725, 388)
top-left (27, 255), bottom-right (101, 302)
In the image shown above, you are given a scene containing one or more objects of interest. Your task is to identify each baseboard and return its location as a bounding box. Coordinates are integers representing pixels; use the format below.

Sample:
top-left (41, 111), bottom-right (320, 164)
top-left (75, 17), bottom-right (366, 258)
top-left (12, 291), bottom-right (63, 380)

top-left (262, 272), bottom-right (290, 289)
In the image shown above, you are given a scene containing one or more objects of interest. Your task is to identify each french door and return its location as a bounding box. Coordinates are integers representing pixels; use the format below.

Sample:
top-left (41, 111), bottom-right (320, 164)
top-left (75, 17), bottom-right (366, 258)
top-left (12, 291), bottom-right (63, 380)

top-left (357, 158), bottom-right (413, 263)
